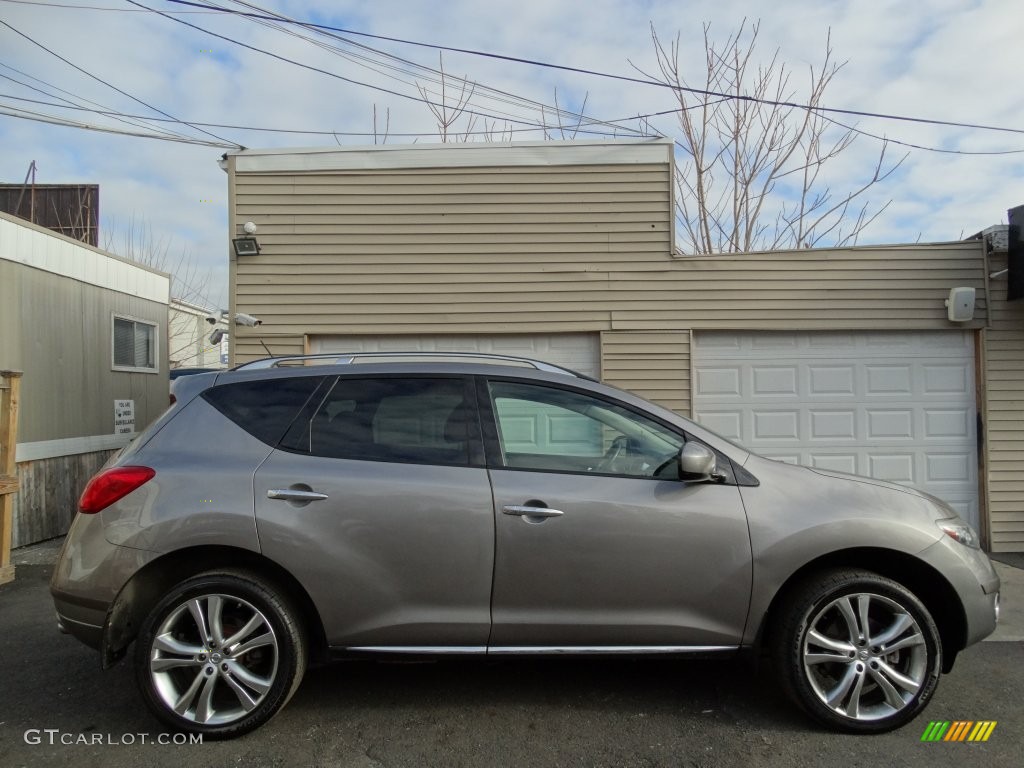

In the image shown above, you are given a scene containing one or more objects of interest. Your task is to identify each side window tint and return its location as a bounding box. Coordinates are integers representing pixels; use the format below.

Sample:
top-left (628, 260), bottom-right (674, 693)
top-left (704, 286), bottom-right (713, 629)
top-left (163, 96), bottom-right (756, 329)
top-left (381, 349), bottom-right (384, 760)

top-left (296, 378), bottom-right (472, 466)
top-left (488, 381), bottom-right (684, 478)
top-left (202, 376), bottom-right (325, 446)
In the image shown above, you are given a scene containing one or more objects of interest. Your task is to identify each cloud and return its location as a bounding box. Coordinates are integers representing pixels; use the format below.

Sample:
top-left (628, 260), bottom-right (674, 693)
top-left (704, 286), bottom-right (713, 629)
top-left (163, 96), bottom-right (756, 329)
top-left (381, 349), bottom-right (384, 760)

top-left (1, 0), bottom-right (1021, 304)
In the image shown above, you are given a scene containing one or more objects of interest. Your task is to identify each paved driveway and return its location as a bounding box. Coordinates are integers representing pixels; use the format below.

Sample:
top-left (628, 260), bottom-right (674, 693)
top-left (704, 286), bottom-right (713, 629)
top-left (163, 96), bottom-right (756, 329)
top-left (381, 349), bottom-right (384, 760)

top-left (1, 554), bottom-right (1021, 767)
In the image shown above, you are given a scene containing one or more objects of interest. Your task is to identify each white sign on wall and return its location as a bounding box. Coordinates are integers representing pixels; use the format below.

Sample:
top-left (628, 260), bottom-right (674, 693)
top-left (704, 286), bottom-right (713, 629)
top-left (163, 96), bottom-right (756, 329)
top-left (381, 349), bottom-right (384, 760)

top-left (114, 399), bottom-right (135, 434)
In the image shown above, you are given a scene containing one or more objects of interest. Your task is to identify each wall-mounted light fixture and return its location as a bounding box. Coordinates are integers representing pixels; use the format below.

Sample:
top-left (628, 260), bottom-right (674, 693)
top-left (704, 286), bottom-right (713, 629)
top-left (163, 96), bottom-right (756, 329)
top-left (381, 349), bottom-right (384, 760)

top-left (231, 236), bottom-right (260, 256)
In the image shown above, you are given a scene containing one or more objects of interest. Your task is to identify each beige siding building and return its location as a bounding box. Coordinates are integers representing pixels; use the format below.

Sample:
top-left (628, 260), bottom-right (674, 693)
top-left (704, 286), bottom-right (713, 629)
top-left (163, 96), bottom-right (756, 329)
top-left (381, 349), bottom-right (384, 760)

top-left (168, 298), bottom-right (227, 370)
top-left (224, 140), bottom-right (1022, 552)
top-left (0, 212), bottom-right (170, 546)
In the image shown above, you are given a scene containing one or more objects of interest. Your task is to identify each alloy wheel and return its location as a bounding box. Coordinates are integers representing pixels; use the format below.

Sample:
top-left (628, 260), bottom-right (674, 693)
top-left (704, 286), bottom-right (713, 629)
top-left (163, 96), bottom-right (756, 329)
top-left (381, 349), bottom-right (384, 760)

top-left (802, 592), bottom-right (928, 721)
top-left (148, 593), bottom-right (280, 726)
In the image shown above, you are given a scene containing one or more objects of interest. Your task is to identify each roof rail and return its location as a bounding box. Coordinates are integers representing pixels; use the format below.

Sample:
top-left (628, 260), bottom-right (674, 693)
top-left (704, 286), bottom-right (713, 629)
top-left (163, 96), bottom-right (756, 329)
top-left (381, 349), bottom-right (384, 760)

top-left (233, 351), bottom-right (593, 379)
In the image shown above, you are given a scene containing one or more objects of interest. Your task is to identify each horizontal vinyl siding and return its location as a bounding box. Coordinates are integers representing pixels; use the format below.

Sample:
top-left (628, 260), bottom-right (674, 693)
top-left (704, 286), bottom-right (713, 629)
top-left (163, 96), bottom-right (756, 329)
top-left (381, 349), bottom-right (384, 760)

top-left (984, 251), bottom-right (1024, 552)
top-left (232, 162), bottom-right (672, 341)
top-left (234, 335), bottom-right (305, 363)
top-left (601, 331), bottom-right (691, 415)
top-left (232, 161), bottom-right (985, 337)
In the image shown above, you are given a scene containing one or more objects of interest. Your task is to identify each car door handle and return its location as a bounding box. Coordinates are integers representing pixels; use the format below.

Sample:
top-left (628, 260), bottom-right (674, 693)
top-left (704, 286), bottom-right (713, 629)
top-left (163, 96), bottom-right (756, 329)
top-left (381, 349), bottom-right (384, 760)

top-left (267, 489), bottom-right (329, 502)
top-left (502, 505), bottom-right (564, 518)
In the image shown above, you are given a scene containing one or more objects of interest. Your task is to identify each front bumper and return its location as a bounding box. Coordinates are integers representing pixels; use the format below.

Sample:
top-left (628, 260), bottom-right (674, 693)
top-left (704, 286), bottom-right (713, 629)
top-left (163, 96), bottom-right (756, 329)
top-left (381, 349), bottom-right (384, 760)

top-left (918, 535), bottom-right (1000, 648)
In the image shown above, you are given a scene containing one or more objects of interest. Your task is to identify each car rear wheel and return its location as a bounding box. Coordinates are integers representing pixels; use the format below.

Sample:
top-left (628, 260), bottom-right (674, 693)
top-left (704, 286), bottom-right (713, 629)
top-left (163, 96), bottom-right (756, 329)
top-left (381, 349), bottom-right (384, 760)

top-left (773, 568), bottom-right (942, 733)
top-left (134, 570), bottom-right (307, 739)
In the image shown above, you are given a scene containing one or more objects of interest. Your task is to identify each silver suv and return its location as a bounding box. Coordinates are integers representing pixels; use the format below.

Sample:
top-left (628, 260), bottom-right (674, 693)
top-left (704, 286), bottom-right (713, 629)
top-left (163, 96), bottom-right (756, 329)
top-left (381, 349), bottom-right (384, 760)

top-left (51, 353), bottom-right (1000, 738)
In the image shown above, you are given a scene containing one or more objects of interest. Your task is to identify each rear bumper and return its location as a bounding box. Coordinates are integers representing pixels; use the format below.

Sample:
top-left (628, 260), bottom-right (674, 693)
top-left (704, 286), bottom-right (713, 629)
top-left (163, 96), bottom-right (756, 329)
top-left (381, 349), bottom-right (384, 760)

top-left (49, 512), bottom-right (153, 653)
top-left (53, 600), bottom-right (105, 650)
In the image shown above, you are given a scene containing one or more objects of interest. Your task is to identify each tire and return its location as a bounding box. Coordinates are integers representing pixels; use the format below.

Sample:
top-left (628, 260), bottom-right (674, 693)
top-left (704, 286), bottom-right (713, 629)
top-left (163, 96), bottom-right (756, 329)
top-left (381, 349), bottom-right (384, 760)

top-left (772, 568), bottom-right (942, 733)
top-left (134, 569), bottom-right (307, 739)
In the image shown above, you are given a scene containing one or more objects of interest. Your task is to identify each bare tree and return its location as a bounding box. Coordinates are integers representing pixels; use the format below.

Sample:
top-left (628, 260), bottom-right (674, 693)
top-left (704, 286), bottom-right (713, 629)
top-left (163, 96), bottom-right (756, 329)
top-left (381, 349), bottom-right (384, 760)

top-left (102, 216), bottom-right (219, 368)
top-left (371, 104), bottom-right (390, 145)
top-left (637, 20), bottom-right (905, 253)
top-left (416, 53), bottom-right (478, 143)
top-left (102, 215), bottom-right (213, 305)
top-left (541, 88), bottom-right (591, 141)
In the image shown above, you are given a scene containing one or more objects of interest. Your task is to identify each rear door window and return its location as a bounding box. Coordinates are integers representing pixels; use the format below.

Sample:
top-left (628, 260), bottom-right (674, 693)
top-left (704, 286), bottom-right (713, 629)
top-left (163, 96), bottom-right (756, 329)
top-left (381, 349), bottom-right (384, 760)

top-left (283, 377), bottom-right (476, 467)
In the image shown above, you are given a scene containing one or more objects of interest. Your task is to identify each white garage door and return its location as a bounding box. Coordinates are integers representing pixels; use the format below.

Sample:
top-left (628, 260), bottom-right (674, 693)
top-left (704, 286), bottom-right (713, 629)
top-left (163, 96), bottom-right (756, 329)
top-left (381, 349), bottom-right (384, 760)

top-left (693, 331), bottom-right (978, 527)
top-left (310, 333), bottom-right (600, 379)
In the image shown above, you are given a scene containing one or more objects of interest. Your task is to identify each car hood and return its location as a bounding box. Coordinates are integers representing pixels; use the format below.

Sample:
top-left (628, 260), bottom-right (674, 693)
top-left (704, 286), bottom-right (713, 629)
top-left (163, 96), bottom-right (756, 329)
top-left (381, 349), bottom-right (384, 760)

top-left (805, 466), bottom-right (955, 520)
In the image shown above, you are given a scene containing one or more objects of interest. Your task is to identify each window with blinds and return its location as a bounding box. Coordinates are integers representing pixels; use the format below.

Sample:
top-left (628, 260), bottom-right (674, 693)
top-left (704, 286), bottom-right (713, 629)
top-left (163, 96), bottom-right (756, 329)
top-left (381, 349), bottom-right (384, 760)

top-left (113, 316), bottom-right (157, 371)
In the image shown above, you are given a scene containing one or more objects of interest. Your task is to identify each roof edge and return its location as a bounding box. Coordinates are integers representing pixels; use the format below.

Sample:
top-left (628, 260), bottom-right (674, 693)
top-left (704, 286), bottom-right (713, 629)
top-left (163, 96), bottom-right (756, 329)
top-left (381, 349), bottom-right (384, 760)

top-left (226, 138), bottom-right (673, 174)
top-left (0, 210), bottom-right (170, 280)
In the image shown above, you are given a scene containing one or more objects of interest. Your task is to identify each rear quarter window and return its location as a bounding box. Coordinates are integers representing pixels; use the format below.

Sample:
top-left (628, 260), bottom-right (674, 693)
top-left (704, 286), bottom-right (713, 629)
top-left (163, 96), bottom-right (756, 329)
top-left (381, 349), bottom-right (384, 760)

top-left (202, 376), bottom-right (325, 446)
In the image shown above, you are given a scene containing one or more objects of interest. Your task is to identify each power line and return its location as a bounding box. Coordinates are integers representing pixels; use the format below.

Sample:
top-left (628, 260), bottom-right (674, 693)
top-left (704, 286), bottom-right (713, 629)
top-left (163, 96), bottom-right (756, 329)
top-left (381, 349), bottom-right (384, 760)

top-left (2, 0), bottom-right (648, 137)
top-left (0, 18), bottom-right (242, 146)
top-left (161, 0), bottom-right (1024, 138)
top-left (820, 115), bottom-right (1024, 156)
top-left (217, 0), bottom-right (645, 139)
top-left (0, 93), bottom-right (674, 138)
top-left (0, 104), bottom-right (235, 147)
top-left (0, 60), bottom-right (210, 143)
top-left (0, 0), bottom-right (221, 11)
top-left (9, 87), bottom-right (1019, 155)
top-left (124, 0), bottom-right (653, 138)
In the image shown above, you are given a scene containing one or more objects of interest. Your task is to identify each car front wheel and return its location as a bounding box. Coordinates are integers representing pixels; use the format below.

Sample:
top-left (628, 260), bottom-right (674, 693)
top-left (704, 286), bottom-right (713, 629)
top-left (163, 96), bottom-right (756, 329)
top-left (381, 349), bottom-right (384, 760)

top-left (773, 568), bottom-right (942, 733)
top-left (134, 570), bottom-right (307, 738)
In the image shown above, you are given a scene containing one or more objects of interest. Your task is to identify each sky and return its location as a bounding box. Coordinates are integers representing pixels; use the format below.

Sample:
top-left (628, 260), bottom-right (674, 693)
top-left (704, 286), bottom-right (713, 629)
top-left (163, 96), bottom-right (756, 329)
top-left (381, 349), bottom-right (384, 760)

top-left (1, 0), bottom-right (1022, 309)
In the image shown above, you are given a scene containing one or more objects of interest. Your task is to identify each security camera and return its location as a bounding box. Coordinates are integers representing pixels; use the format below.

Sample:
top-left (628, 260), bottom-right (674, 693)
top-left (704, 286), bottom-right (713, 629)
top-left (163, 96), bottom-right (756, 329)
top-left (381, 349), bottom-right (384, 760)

top-left (205, 314), bottom-right (219, 325)
top-left (234, 312), bottom-right (263, 327)
top-left (208, 329), bottom-right (225, 345)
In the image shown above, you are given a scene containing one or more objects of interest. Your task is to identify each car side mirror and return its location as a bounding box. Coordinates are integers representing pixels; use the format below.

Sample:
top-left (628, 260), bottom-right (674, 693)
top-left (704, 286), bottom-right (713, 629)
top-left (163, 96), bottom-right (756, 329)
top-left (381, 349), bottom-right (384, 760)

top-left (679, 442), bottom-right (717, 482)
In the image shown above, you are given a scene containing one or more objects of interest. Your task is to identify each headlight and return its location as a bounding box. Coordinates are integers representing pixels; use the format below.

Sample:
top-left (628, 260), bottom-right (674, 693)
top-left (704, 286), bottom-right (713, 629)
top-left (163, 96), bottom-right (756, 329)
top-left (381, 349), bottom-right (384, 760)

top-left (937, 518), bottom-right (981, 549)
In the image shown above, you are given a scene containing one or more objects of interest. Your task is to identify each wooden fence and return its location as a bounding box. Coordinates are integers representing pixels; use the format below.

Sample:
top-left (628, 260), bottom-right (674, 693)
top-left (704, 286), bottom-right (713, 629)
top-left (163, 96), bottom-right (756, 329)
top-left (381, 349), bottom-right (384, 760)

top-left (1, 370), bottom-right (22, 585)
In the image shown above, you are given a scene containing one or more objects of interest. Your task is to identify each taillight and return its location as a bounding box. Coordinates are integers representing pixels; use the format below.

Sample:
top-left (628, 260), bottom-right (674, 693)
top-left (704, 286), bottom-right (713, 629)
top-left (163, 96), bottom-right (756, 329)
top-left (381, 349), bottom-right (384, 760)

top-left (79, 466), bottom-right (156, 514)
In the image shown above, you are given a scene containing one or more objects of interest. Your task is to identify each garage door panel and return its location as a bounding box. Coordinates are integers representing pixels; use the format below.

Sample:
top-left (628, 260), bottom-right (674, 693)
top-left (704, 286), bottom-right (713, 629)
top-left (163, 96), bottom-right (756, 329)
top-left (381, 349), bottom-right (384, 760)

top-left (810, 410), bottom-right (857, 440)
top-left (753, 366), bottom-right (799, 396)
top-left (810, 366), bottom-right (856, 395)
top-left (694, 330), bottom-right (978, 529)
top-left (696, 368), bottom-right (742, 397)
top-left (924, 409), bottom-right (972, 438)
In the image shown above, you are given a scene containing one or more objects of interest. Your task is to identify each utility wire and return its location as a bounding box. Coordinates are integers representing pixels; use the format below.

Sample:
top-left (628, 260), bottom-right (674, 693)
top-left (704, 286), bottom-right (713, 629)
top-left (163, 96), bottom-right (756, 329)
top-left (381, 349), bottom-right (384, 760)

top-left (0, 93), bottom-right (675, 138)
top-left (819, 114), bottom-right (1024, 156)
top-left (0, 104), bottom-right (235, 146)
top-left (0, 0), bottom-right (221, 11)
top-left (8, 87), bottom-right (1019, 155)
top-left (218, 0), bottom-right (645, 138)
top-left (124, 0), bottom-right (653, 137)
top-left (2, 0), bottom-right (644, 136)
top-left (0, 60), bottom-right (209, 142)
top-left (162, 0), bottom-right (1024, 137)
top-left (8, 0), bottom-right (1021, 138)
top-left (0, 18), bottom-right (242, 146)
